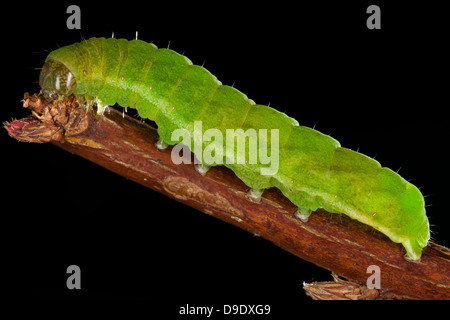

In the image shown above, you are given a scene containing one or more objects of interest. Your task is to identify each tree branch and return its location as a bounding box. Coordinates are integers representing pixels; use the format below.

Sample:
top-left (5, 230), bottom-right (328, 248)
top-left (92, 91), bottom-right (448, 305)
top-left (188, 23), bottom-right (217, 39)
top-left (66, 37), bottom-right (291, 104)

top-left (5, 94), bottom-right (450, 300)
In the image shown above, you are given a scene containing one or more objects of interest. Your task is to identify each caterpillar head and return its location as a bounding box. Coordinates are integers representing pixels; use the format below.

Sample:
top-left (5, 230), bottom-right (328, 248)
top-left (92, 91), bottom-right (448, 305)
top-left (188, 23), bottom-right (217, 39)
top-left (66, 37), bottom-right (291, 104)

top-left (39, 60), bottom-right (77, 98)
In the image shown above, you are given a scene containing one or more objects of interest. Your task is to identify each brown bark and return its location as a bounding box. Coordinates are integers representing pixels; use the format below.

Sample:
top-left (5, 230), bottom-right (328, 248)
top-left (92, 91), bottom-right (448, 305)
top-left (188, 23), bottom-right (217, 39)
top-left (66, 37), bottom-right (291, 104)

top-left (5, 94), bottom-right (450, 300)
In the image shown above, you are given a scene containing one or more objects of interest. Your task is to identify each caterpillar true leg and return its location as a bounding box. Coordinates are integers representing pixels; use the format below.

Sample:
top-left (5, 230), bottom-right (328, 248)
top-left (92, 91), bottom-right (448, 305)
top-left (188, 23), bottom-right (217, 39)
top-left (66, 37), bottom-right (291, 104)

top-left (96, 100), bottom-right (108, 116)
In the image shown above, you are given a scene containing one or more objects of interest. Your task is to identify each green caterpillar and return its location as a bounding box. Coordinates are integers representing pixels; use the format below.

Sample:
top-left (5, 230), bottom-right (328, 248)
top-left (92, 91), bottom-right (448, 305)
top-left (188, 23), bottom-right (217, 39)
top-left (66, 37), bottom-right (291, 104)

top-left (39, 37), bottom-right (430, 260)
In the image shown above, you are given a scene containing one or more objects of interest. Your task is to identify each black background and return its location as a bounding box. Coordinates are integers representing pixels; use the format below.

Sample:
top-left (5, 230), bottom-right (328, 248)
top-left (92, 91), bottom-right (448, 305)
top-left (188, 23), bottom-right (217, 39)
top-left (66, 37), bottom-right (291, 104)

top-left (3, 0), bottom-right (449, 315)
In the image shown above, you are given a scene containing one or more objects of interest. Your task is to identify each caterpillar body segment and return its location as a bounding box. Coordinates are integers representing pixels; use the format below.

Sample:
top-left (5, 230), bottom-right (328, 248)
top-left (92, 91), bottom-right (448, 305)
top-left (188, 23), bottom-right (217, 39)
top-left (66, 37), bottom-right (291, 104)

top-left (39, 37), bottom-right (430, 260)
